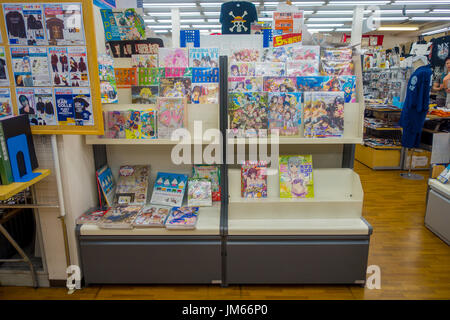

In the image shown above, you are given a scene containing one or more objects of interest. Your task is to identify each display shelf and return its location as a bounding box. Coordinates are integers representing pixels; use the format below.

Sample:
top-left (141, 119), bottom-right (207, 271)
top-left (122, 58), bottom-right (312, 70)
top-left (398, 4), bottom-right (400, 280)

top-left (80, 202), bottom-right (221, 236)
top-left (364, 124), bottom-right (401, 131)
top-left (0, 169), bottom-right (51, 201)
top-left (428, 178), bottom-right (450, 197)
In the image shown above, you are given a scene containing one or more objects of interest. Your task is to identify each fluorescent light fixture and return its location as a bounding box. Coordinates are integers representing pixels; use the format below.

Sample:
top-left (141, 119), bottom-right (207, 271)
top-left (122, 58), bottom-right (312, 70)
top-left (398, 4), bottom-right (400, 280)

top-left (422, 27), bottom-right (450, 35)
top-left (308, 17), bottom-right (353, 21)
top-left (259, 17), bottom-right (273, 22)
top-left (147, 19), bottom-right (171, 23)
top-left (306, 23), bottom-right (344, 27)
top-left (307, 28), bottom-right (334, 32)
top-left (431, 9), bottom-right (450, 13)
top-left (371, 17), bottom-right (410, 21)
top-left (411, 16), bottom-right (450, 21)
top-left (192, 24), bottom-right (222, 28)
top-left (143, 3), bottom-right (196, 7)
top-left (211, 30), bottom-right (221, 33)
top-left (200, 3), bottom-right (223, 7)
top-left (207, 19), bottom-right (219, 23)
top-left (316, 10), bottom-right (354, 15)
top-left (180, 19), bottom-right (206, 23)
top-left (335, 28), bottom-right (353, 31)
top-left (291, 1), bottom-right (325, 5)
top-left (364, 9), bottom-right (429, 14)
top-left (329, 1), bottom-right (391, 5)
top-left (377, 26), bottom-right (419, 31)
top-left (203, 12), bottom-right (221, 16)
top-left (144, 18), bottom-right (154, 23)
top-left (145, 12), bottom-right (206, 17)
top-left (154, 30), bottom-right (170, 33)
top-left (395, 1), bottom-right (450, 4)
top-left (147, 25), bottom-right (172, 29)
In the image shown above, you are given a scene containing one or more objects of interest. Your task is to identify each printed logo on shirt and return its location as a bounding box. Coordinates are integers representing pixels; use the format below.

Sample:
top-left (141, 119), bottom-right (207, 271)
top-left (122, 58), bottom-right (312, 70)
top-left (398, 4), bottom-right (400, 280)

top-left (437, 43), bottom-right (449, 60)
top-left (409, 75), bottom-right (417, 91)
top-left (229, 10), bottom-right (248, 33)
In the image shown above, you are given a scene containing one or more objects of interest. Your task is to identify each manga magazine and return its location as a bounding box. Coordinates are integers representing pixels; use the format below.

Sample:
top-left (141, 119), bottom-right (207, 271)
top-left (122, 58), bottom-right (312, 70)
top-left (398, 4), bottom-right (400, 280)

top-left (255, 62), bottom-right (286, 77)
top-left (125, 110), bottom-right (141, 139)
top-left (228, 77), bottom-right (263, 93)
top-left (138, 67), bottom-right (165, 86)
top-left (321, 60), bottom-right (354, 76)
top-left (115, 165), bottom-right (150, 205)
top-left (98, 54), bottom-right (118, 103)
top-left (189, 48), bottom-right (219, 68)
top-left (286, 60), bottom-right (319, 76)
top-left (287, 46), bottom-right (320, 61)
top-left (131, 54), bottom-right (157, 68)
top-left (158, 48), bottom-right (189, 68)
top-left (229, 48), bottom-right (260, 62)
top-left (228, 92), bottom-right (268, 138)
top-left (229, 62), bottom-right (256, 77)
top-left (261, 47), bottom-right (289, 62)
top-left (165, 207), bottom-right (199, 230)
top-left (241, 160), bottom-right (267, 198)
top-left (268, 92), bottom-right (302, 136)
top-left (297, 76), bottom-right (328, 91)
top-left (159, 77), bottom-right (192, 101)
top-left (156, 97), bottom-right (187, 139)
top-left (187, 179), bottom-right (212, 207)
top-left (131, 85), bottom-right (158, 104)
top-left (151, 172), bottom-right (188, 207)
top-left (133, 205), bottom-right (170, 227)
top-left (100, 8), bottom-right (145, 41)
top-left (322, 48), bottom-right (353, 61)
top-left (279, 155), bottom-right (314, 199)
top-left (140, 109), bottom-right (157, 139)
top-left (192, 165), bottom-right (221, 201)
top-left (164, 67), bottom-right (192, 78)
top-left (191, 83), bottom-right (219, 104)
top-left (263, 77), bottom-right (297, 92)
top-left (192, 68), bottom-right (219, 83)
top-left (106, 110), bottom-right (128, 139)
top-left (98, 205), bottom-right (143, 229)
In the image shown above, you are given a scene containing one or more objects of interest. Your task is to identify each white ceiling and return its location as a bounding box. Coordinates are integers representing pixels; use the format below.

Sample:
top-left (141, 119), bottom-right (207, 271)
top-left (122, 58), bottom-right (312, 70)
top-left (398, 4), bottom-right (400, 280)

top-left (142, 0), bottom-right (450, 35)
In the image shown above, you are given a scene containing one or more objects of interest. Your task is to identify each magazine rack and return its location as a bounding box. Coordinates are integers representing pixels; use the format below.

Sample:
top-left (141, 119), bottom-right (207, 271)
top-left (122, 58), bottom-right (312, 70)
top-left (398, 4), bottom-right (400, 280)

top-left (77, 14), bottom-right (371, 285)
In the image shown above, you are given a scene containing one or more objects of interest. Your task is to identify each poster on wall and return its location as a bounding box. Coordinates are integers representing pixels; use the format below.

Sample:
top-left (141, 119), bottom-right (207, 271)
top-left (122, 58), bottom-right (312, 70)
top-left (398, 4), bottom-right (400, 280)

top-left (49, 47), bottom-right (89, 87)
top-left (0, 88), bottom-right (13, 118)
top-left (54, 87), bottom-right (93, 126)
top-left (100, 8), bottom-right (145, 41)
top-left (30, 88), bottom-right (57, 126)
top-left (0, 47), bottom-right (9, 86)
top-left (54, 87), bottom-right (75, 125)
top-left (15, 87), bottom-right (35, 115)
top-left (44, 3), bottom-right (85, 46)
top-left (3, 3), bottom-right (47, 45)
top-left (11, 47), bottom-right (51, 87)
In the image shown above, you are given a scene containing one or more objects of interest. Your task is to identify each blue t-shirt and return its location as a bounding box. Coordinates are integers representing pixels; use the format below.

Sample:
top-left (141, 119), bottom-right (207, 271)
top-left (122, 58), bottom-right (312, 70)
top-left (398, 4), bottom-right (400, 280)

top-left (220, 1), bottom-right (257, 35)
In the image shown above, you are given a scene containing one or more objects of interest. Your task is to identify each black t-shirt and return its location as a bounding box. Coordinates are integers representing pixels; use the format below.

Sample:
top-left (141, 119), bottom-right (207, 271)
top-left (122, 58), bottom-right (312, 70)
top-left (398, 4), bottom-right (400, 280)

top-left (6, 11), bottom-right (26, 38)
top-left (0, 58), bottom-right (6, 79)
top-left (220, 1), bottom-right (257, 35)
top-left (430, 35), bottom-right (450, 67)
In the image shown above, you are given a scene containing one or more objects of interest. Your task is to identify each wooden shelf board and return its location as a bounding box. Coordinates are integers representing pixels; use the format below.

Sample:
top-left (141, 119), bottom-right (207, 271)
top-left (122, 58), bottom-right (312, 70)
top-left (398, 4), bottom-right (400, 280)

top-left (0, 169), bottom-right (51, 201)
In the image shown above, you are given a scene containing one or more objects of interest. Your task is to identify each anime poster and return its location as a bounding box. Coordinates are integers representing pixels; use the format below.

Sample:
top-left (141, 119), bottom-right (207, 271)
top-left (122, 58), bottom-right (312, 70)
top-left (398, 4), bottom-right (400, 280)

top-left (138, 67), bottom-right (164, 86)
top-left (268, 93), bottom-right (302, 136)
top-left (159, 77), bottom-right (192, 101)
top-left (164, 67), bottom-right (192, 78)
top-left (279, 155), bottom-right (314, 199)
top-left (48, 47), bottom-right (70, 86)
top-left (286, 60), bottom-right (319, 76)
top-left (241, 160), bottom-right (267, 198)
top-left (191, 83), bottom-right (219, 104)
top-left (98, 54), bottom-right (118, 103)
top-left (72, 88), bottom-right (93, 126)
top-left (107, 39), bottom-right (161, 58)
top-left (228, 77), bottom-right (263, 93)
top-left (125, 110), bottom-right (141, 139)
top-left (255, 62), bottom-right (286, 77)
top-left (23, 4), bottom-right (47, 45)
top-left (100, 8), bottom-right (145, 41)
top-left (4, 4), bottom-right (47, 45)
top-left (131, 86), bottom-right (158, 104)
top-left (0, 89), bottom-right (13, 118)
top-left (263, 77), bottom-right (297, 92)
top-left (321, 60), bottom-right (354, 76)
top-left (131, 54), bottom-right (157, 68)
top-left (287, 46), bottom-right (320, 61)
top-left (322, 48), bottom-right (352, 61)
top-left (296, 76), bottom-right (328, 91)
top-left (44, 3), bottom-right (85, 45)
top-left (229, 62), bottom-right (256, 77)
top-left (0, 47), bottom-right (10, 86)
top-left (10, 47), bottom-right (33, 87)
top-left (339, 76), bottom-right (356, 103)
top-left (261, 47), bottom-right (289, 62)
top-left (228, 92), bottom-right (268, 138)
top-left (30, 88), bottom-right (56, 126)
top-left (192, 68), bottom-right (219, 83)
top-left (150, 172), bottom-right (188, 207)
top-left (68, 47), bottom-right (89, 87)
top-left (229, 48), bottom-right (260, 62)
top-left (156, 97), bottom-right (186, 139)
top-left (16, 87), bottom-right (35, 116)
top-left (140, 110), bottom-right (157, 139)
top-left (54, 88), bottom-right (75, 125)
top-left (304, 92), bottom-right (344, 138)
top-left (105, 110), bottom-right (128, 139)
top-left (158, 48), bottom-right (189, 68)
top-left (189, 48), bottom-right (219, 68)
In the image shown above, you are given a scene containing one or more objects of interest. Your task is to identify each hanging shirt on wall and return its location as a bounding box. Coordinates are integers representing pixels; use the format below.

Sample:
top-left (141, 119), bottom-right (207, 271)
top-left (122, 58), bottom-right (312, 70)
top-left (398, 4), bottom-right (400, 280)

top-left (399, 65), bottom-right (433, 148)
top-left (430, 35), bottom-right (450, 68)
top-left (220, 1), bottom-right (257, 35)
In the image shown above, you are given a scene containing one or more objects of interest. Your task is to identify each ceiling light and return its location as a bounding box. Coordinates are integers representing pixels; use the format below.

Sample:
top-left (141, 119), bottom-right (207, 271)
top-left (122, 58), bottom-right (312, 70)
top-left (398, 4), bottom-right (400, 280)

top-left (377, 26), bottom-right (419, 31)
top-left (291, 1), bottom-right (325, 5)
top-left (143, 3), bottom-right (197, 7)
top-left (192, 24), bottom-right (222, 28)
top-left (203, 12), bottom-right (221, 16)
top-left (154, 30), bottom-right (170, 33)
top-left (144, 18), bottom-right (154, 23)
top-left (422, 27), bottom-right (450, 35)
top-left (335, 28), bottom-right (353, 31)
top-left (147, 25), bottom-right (172, 29)
top-left (395, 1), bottom-right (450, 4)
top-left (431, 9), bottom-right (450, 13)
top-left (316, 10), bottom-right (354, 15)
top-left (200, 3), bottom-right (223, 7)
top-left (307, 28), bottom-right (335, 33)
top-left (147, 19), bottom-right (171, 23)
top-left (308, 17), bottom-right (354, 21)
top-left (208, 19), bottom-right (219, 23)
top-left (259, 17), bottom-right (273, 22)
top-left (306, 24), bottom-right (345, 27)
top-left (371, 17), bottom-right (410, 21)
top-left (180, 19), bottom-right (206, 23)
top-left (411, 16), bottom-right (450, 21)
top-left (328, 1), bottom-right (391, 5)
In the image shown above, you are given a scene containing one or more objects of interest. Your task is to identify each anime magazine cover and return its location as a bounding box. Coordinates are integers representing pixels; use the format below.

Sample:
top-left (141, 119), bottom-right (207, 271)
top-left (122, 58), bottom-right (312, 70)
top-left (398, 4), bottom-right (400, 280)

top-left (133, 205), bottom-right (170, 227)
top-left (165, 207), bottom-right (199, 229)
top-left (191, 83), bottom-right (219, 104)
top-left (125, 110), bottom-right (141, 139)
top-left (160, 77), bottom-right (192, 101)
top-left (106, 110), bottom-right (128, 139)
top-left (229, 48), bottom-right (260, 62)
top-left (263, 77), bottom-right (297, 92)
top-left (156, 97), bottom-right (187, 139)
top-left (189, 48), bottom-right (219, 68)
top-left (261, 47), bottom-right (289, 62)
top-left (16, 87), bottom-right (35, 116)
top-left (0, 47), bottom-right (9, 86)
top-left (192, 165), bottom-right (221, 201)
top-left (187, 179), bottom-right (212, 207)
top-left (279, 155), bottom-right (314, 199)
top-left (241, 160), bottom-right (268, 198)
top-left (286, 60), bottom-right (319, 76)
top-left (98, 54), bottom-right (118, 103)
top-left (98, 205), bottom-right (142, 229)
top-left (192, 68), bottom-right (219, 83)
top-left (229, 62), bottom-right (256, 77)
top-left (31, 88), bottom-right (56, 126)
top-left (150, 172), bottom-right (188, 207)
top-left (287, 46), bottom-right (320, 61)
top-left (268, 93), bottom-right (302, 136)
top-left (115, 165), bottom-right (150, 205)
top-left (321, 60), bottom-right (354, 76)
top-left (131, 54), bottom-right (158, 68)
top-left (297, 76), bottom-right (328, 91)
top-left (3, 4), bottom-right (47, 45)
top-left (100, 8), bottom-right (145, 41)
top-left (158, 48), bottom-right (189, 68)
top-left (0, 89), bottom-right (13, 118)
top-left (228, 77), bottom-right (263, 93)
top-left (131, 86), bottom-right (158, 104)
top-left (138, 67), bottom-right (165, 85)
top-left (164, 67), bottom-right (192, 78)
top-left (140, 109), bottom-right (157, 139)
top-left (72, 88), bottom-right (93, 126)
top-left (304, 92), bottom-right (345, 138)
top-left (255, 62), bottom-right (286, 76)
top-left (321, 76), bottom-right (356, 103)
top-left (322, 48), bottom-right (353, 61)
top-left (44, 3), bottom-right (85, 45)
top-left (228, 92), bottom-right (268, 138)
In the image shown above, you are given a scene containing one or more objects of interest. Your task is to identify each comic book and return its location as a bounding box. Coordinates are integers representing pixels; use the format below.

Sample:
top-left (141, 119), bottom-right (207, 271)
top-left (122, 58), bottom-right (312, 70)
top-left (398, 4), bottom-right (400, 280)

top-left (98, 54), bottom-right (118, 103)
top-left (261, 47), bottom-right (289, 62)
top-left (228, 77), bottom-right (263, 93)
top-left (125, 110), bottom-right (141, 139)
top-left (151, 172), bottom-right (188, 207)
top-left (229, 48), bottom-right (260, 62)
top-left (307, 92), bottom-right (345, 138)
top-left (3, 4), bottom-right (47, 45)
top-left (192, 68), bottom-right (219, 83)
top-left (0, 47), bottom-right (9, 86)
top-left (100, 8), bottom-right (145, 41)
top-left (115, 165), bottom-right (150, 205)
top-left (191, 83), bottom-right (219, 104)
top-left (229, 62), bottom-right (256, 77)
top-left (189, 48), bottom-right (219, 68)
top-left (105, 110), bottom-right (128, 138)
top-left (255, 63), bottom-right (286, 77)
top-left (164, 67), bottom-right (192, 78)
top-left (241, 160), bottom-right (267, 198)
top-left (156, 97), bottom-right (187, 139)
top-left (279, 155), bottom-right (314, 199)
top-left (321, 60), bottom-right (354, 76)
top-left (131, 54), bottom-right (158, 68)
top-left (263, 77), bottom-right (297, 92)
top-left (165, 207), bottom-right (199, 230)
top-left (286, 60), bottom-right (320, 76)
top-left (98, 205), bottom-right (143, 229)
top-left (96, 165), bottom-right (116, 207)
top-left (0, 89), bottom-right (13, 118)
top-left (132, 205), bottom-right (170, 227)
top-left (131, 85), bottom-right (158, 104)
top-left (192, 165), bottom-right (221, 201)
top-left (228, 92), bottom-right (268, 138)
top-left (187, 178), bottom-right (212, 207)
top-left (30, 88), bottom-right (57, 126)
top-left (296, 76), bottom-right (328, 92)
top-left (268, 92), bottom-right (302, 136)
top-left (287, 46), bottom-right (320, 61)
top-left (322, 48), bottom-right (353, 61)
top-left (140, 109), bottom-right (157, 139)
top-left (158, 48), bottom-right (189, 68)
top-left (138, 67), bottom-right (165, 86)
top-left (44, 3), bottom-right (85, 45)
top-left (76, 207), bottom-right (109, 225)
top-left (159, 77), bottom-right (192, 101)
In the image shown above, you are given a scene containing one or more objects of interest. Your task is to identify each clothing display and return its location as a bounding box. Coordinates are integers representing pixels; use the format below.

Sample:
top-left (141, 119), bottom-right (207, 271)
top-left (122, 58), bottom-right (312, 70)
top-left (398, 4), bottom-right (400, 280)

top-left (220, 1), bottom-right (257, 35)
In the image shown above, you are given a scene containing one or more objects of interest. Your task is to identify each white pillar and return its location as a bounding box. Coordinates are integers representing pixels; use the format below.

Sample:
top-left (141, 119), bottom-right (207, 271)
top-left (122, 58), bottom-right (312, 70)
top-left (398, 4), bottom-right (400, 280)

top-left (351, 6), bottom-right (364, 52)
top-left (172, 8), bottom-right (180, 48)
